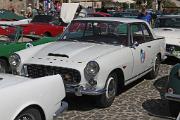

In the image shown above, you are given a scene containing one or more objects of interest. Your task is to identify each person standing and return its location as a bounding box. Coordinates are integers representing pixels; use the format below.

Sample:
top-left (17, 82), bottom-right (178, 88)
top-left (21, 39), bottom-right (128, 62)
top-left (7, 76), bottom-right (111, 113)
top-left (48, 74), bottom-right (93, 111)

top-left (137, 4), bottom-right (152, 25)
top-left (27, 4), bottom-right (32, 18)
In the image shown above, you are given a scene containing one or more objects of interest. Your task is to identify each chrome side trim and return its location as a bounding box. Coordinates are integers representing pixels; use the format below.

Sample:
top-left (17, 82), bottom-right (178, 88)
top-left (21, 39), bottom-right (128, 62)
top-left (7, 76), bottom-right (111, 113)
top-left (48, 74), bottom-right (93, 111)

top-left (66, 85), bottom-right (106, 96)
top-left (165, 93), bottom-right (180, 102)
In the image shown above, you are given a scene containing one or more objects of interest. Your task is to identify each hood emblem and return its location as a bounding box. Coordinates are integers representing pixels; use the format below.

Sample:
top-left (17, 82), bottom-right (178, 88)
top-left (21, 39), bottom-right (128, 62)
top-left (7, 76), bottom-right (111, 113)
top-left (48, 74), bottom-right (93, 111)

top-left (48, 53), bottom-right (69, 58)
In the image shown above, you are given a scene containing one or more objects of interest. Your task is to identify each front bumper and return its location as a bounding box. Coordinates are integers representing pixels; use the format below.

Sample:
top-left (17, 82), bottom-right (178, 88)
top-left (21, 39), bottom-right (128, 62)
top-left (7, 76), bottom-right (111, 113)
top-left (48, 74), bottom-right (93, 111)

top-left (165, 51), bottom-right (180, 59)
top-left (66, 84), bottom-right (106, 96)
top-left (53, 101), bottom-right (68, 120)
top-left (165, 93), bottom-right (180, 102)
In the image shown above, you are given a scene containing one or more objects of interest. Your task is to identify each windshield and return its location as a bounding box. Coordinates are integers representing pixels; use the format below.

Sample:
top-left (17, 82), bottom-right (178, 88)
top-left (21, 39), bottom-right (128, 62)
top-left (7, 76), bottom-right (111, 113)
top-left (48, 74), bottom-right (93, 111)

top-left (156, 17), bottom-right (180, 28)
top-left (60, 20), bottom-right (129, 46)
top-left (31, 15), bottom-right (53, 23)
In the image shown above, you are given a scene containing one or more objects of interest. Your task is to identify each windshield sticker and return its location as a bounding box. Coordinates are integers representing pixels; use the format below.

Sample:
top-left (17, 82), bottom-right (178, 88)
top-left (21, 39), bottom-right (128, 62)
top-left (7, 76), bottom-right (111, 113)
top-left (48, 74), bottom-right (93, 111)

top-left (26, 43), bottom-right (33, 48)
top-left (140, 49), bottom-right (146, 63)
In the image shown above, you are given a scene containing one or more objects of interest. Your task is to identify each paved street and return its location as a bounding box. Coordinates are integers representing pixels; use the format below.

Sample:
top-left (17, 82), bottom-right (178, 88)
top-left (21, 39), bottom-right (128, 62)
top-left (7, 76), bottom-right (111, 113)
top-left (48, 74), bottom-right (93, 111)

top-left (58, 61), bottom-right (177, 120)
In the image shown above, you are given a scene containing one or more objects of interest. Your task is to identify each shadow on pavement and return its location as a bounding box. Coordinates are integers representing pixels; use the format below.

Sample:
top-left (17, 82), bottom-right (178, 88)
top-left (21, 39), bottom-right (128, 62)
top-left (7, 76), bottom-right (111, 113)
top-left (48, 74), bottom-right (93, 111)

top-left (64, 94), bottom-right (98, 111)
top-left (142, 75), bottom-right (176, 120)
top-left (64, 77), bottom-right (145, 111)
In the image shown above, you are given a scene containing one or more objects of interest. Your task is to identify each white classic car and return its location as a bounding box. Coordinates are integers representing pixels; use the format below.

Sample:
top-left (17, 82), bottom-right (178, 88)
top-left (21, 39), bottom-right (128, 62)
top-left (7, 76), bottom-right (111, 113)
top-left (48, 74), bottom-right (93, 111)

top-left (9, 17), bottom-right (166, 108)
top-left (0, 74), bottom-right (67, 120)
top-left (154, 15), bottom-right (180, 59)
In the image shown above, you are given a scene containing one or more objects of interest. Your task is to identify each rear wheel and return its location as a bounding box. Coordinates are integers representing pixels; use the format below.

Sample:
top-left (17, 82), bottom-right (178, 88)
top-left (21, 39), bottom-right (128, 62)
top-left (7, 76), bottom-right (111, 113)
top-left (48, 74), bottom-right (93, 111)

top-left (15, 108), bottom-right (42, 120)
top-left (146, 55), bottom-right (160, 79)
top-left (96, 72), bottom-right (118, 108)
top-left (0, 59), bottom-right (8, 73)
top-left (43, 32), bottom-right (51, 37)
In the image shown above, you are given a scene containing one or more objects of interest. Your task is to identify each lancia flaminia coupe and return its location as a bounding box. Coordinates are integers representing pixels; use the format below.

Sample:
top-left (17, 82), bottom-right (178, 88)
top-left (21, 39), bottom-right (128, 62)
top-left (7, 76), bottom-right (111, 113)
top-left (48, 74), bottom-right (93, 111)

top-left (10, 17), bottom-right (166, 108)
top-left (154, 15), bottom-right (180, 60)
top-left (0, 74), bottom-right (67, 120)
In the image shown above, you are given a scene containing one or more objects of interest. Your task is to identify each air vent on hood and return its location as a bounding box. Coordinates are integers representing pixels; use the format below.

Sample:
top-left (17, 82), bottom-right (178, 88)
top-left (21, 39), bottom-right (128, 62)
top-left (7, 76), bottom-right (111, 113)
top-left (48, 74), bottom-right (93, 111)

top-left (0, 78), bottom-right (3, 80)
top-left (48, 53), bottom-right (69, 58)
top-left (162, 28), bottom-right (174, 31)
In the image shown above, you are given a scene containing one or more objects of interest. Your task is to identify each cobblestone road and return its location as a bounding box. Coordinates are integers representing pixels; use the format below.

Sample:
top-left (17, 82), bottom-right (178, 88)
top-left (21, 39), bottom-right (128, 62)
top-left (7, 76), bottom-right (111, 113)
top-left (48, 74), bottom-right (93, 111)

top-left (58, 61), bottom-right (177, 120)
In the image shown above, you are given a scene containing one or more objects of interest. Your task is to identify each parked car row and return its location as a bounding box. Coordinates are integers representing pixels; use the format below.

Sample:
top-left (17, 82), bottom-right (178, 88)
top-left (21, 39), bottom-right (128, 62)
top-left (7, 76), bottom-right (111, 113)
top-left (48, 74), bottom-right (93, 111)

top-left (0, 7), bottom-right (180, 119)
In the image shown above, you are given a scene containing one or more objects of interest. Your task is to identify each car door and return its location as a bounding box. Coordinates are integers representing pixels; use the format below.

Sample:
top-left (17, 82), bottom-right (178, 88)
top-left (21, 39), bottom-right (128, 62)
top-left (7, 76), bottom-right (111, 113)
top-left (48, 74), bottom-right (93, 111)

top-left (141, 23), bottom-right (155, 70)
top-left (130, 23), bottom-right (151, 77)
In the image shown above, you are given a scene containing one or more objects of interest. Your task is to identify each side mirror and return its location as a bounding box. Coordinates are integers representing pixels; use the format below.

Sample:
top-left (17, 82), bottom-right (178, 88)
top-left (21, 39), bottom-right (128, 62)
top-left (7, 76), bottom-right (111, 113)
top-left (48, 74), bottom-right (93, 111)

top-left (132, 41), bottom-right (139, 48)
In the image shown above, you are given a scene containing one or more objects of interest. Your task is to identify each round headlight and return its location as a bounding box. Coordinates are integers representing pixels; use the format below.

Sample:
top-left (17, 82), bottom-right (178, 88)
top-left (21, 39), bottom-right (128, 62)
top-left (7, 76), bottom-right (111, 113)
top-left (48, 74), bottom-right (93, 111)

top-left (9, 53), bottom-right (21, 68)
top-left (84, 61), bottom-right (100, 77)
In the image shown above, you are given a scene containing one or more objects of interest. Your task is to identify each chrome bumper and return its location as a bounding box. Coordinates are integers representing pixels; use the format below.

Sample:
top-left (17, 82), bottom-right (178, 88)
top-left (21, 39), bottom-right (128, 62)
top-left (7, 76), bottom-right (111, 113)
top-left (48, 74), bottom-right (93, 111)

top-left (53, 101), bottom-right (68, 120)
top-left (165, 93), bottom-right (180, 102)
top-left (66, 85), bottom-right (106, 96)
top-left (165, 51), bottom-right (180, 59)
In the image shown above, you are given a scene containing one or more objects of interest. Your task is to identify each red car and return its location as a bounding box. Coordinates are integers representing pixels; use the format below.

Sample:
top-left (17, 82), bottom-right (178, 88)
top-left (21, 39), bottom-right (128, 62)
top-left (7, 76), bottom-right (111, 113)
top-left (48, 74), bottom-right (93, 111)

top-left (20, 15), bottom-right (68, 37)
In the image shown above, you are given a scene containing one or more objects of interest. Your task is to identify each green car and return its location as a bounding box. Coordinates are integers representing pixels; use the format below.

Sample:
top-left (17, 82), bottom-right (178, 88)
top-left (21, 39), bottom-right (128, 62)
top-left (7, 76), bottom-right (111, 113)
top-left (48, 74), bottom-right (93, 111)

top-left (0, 24), bottom-right (56, 73)
top-left (165, 63), bottom-right (180, 117)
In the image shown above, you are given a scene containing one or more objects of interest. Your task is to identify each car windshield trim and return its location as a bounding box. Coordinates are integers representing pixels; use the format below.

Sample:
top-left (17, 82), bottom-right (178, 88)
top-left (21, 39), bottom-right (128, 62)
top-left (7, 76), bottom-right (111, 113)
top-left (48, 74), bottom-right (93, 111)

top-left (156, 17), bottom-right (180, 28)
top-left (59, 20), bottom-right (129, 46)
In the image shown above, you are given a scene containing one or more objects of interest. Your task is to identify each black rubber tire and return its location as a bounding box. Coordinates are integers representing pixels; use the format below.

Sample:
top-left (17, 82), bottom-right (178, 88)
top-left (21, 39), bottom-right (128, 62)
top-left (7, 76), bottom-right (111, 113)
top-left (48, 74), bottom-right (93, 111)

top-left (146, 55), bottom-right (160, 79)
top-left (15, 108), bottom-right (42, 120)
top-left (0, 59), bottom-right (9, 73)
top-left (168, 100), bottom-right (180, 117)
top-left (43, 32), bottom-right (51, 37)
top-left (96, 72), bottom-right (118, 108)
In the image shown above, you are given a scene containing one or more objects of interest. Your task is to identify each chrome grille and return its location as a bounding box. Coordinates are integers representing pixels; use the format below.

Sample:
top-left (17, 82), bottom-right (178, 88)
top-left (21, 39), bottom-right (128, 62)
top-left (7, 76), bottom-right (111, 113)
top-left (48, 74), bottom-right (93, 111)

top-left (25, 64), bottom-right (81, 84)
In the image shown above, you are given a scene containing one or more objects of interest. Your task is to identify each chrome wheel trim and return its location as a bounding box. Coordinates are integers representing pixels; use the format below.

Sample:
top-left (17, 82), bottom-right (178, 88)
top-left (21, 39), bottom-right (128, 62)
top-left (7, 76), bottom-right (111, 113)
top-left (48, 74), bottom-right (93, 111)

top-left (106, 77), bottom-right (116, 99)
top-left (18, 114), bottom-right (35, 120)
top-left (154, 56), bottom-right (160, 73)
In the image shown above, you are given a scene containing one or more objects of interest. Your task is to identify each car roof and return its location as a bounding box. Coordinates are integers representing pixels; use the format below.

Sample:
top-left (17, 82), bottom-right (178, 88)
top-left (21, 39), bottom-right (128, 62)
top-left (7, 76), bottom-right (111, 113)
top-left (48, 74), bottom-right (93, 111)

top-left (74, 17), bottom-right (145, 23)
top-left (158, 15), bottom-right (180, 18)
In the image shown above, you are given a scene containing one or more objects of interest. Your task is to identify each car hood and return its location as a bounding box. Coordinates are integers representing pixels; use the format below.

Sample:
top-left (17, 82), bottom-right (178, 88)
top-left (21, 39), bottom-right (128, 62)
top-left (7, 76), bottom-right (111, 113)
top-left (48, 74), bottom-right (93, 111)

top-left (154, 28), bottom-right (180, 46)
top-left (31, 41), bottom-right (123, 63)
top-left (0, 74), bottom-right (26, 89)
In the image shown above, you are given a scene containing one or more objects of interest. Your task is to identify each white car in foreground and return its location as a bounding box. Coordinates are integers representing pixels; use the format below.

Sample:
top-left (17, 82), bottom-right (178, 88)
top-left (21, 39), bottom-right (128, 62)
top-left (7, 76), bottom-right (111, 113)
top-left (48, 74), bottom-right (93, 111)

top-left (154, 15), bottom-right (180, 59)
top-left (10, 17), bottom-right (166, 108)
top-left (0, 74), bottom-right (67, 120)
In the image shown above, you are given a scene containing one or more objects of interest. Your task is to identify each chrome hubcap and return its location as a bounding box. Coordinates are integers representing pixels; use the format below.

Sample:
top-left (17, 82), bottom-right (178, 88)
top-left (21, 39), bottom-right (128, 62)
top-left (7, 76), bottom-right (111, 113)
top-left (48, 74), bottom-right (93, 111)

top-left (154, 57), bottom-right (160, 72)
top-left (18, 114), bottom-right (34, 120)
top-left (106, 77), bottom-right (116, 99)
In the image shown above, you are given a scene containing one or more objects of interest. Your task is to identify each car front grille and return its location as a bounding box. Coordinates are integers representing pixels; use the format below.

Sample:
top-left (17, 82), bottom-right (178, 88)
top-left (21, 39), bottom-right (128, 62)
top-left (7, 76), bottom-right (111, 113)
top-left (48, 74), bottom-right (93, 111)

top-left (24, 64), bottom-right (81, 85)
top-left (166, 44), bottom-right (180, 53)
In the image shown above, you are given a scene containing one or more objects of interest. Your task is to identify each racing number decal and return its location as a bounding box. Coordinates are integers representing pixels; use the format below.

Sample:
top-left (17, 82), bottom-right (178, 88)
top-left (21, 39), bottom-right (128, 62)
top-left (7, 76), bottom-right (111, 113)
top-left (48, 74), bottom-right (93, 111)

top-left (26, 43), bottom-right (33, 48)
top-left (140, 49), bottom-right (146, 63)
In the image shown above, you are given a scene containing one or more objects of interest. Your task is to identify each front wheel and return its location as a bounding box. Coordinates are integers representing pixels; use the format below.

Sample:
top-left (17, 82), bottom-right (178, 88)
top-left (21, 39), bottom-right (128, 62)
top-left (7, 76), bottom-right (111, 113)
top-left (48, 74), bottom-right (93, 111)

top-left (146, 55), bottom-right (160, 79)
top-left (15, 108), bottom-right (42, 120)
top-left (96, 72), bottom-right (118, 108)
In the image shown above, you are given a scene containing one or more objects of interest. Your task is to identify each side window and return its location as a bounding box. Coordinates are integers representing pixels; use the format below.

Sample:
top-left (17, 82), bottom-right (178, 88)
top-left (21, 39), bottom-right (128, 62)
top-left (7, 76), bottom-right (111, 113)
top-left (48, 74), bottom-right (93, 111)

top-left (142, 24), bottom-right (153, 42)
top-left (131, 23), bottom-right (145, 44)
